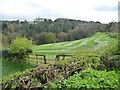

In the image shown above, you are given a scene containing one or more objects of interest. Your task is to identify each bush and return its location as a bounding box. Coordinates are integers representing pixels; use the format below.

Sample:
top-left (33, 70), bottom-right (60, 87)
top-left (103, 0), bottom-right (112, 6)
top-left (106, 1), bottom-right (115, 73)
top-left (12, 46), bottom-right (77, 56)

top-left (100, 54), bottom-right (120, 71)
top-left (49, 68), bottom-right (119, 89)
top-left (69, 51), bottom-right (105, 70)
top-left (2, 49), bottom-right (10, 59)
top-left (68, 50), bottom-right (119, 71)
top-left (6, 37), bottom-right (33, 60)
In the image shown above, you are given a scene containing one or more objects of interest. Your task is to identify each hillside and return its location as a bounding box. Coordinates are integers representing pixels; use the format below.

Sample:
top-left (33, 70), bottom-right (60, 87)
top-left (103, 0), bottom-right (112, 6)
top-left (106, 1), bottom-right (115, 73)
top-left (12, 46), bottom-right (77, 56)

top-left (33, 32), bottom-right (118, 59)
top-left (2, 18), bottom-right (118, 47)
top-left (2, 32), bottom-right (119, 89)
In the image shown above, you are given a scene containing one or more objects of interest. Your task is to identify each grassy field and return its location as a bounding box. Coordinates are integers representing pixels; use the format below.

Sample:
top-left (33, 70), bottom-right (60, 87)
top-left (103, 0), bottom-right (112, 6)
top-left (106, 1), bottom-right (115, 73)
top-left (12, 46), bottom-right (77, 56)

top-left (32, 32), bottom-right (117, 59)
top-left (2, 32), bottom-right (118, 81)
top-left (1, 59), bottom-right (37, 81)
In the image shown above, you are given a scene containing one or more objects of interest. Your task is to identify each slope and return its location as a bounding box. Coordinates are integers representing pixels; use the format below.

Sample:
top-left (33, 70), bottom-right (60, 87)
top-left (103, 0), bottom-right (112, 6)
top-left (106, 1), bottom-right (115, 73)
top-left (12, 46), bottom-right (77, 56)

top-left (33, 32), bottom-right (117, 59)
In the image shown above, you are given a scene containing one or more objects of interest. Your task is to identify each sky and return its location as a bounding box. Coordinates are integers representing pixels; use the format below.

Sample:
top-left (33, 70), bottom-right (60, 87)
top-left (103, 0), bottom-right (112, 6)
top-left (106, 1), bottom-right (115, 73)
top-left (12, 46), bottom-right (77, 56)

top-left (0, 0), bottom-right (119, 23)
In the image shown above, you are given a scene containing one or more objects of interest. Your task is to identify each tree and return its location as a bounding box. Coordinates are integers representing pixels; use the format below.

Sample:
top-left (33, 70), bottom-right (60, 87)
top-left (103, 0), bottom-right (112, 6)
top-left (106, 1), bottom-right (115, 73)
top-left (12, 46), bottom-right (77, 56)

top-left (34, 32), bottom-right (47, 44)
top-left (2, 35), bottom-right (8, 48)
top-left (8, 37), bottom-right (33, 60)
top-left (56, 32), bottom-right (68, 42)
top-left (45, 32), bottom-right (57, 43)
top-left (34, 32), bottom-right (57, 44)
top-left (7, 23), bottom-right (15, 33)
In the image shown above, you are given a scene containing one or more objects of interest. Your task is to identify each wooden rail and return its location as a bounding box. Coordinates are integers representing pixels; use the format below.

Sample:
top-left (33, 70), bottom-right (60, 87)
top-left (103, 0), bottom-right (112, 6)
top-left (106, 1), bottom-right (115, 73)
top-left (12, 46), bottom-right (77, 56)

top-left (36, 54), bottom-right (47, 64)
top-left (27, 54), bottom-right (73, 64)
top-left (55, 54), bottom-right (73, 60)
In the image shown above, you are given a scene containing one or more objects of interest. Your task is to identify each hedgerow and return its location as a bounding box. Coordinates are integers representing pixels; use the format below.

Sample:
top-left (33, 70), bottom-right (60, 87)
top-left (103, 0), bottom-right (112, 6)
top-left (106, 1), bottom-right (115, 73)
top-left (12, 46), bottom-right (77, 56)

top-left (49, 68), bottom-right (119, 89)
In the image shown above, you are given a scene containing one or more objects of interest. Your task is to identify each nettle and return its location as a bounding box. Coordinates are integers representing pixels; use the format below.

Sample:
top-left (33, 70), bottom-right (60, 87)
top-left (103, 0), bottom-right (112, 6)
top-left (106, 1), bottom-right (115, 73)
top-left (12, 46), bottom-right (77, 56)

top-left (49, 68), bottom-right (119, 89)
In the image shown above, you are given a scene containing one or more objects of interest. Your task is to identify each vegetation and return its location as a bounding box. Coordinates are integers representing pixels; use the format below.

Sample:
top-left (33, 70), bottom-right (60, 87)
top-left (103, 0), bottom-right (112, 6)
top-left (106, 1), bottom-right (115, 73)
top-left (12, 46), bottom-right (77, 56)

top-left (1, 18), bottom-right (119, 89)
top-left (70, 51), bottom-right (104, 70)
top-left (32, 32), bottom-right (118, 59)
top-left (1, 59), bottom-right (37, 82)
top-left (1, 32), bottom-right (119, 89)
top-left (2, 18), bottom-right (118, 46)
top-left (49, 68), bottom-right (119, 89)
top-left (9, 37), bottom-right (33, 54)
top-left (2, 37), bottom-right (33, 60)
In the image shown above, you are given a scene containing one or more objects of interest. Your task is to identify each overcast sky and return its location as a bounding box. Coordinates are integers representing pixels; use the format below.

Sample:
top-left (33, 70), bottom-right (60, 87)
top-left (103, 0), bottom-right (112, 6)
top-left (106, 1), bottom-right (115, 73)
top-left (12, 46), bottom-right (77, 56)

top-left (0, 0), bottom-right (119, 23)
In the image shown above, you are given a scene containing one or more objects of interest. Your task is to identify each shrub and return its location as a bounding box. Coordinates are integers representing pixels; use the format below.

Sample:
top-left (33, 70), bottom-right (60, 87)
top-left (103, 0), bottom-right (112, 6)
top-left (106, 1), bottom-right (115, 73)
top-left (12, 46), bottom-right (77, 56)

top-left (100, 54), bottom-right (120, 71)
top-left (2, 49), bottom-right (10, 59)
top-left (69, 51), bottom-right (105, 70)
top-left (49, 68), bottom-right (119, 89)
top-left (7, 37), bottom-right (33, 60)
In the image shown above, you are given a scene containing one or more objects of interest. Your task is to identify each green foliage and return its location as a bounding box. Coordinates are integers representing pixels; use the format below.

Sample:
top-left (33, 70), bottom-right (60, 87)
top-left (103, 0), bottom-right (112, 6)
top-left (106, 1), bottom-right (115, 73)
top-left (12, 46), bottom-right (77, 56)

top-left (2, 18), bottom-right (107, 45)
top-left (9, 37), bottom-right (33, 54)
top-left (2, 32), bottom-right (119, 89)
top-left (70, 51), bottom-right (105, 70)
top-left (2, 34), bottom-right (8, 48)
top-left (45, 32), bottom-right (57, 43)
top-left (49, 68), bottom-right (119, 89)
top-left (34, 32), bottom-right (57, 44)
top-left (6, 37), bottom-right (33, 60)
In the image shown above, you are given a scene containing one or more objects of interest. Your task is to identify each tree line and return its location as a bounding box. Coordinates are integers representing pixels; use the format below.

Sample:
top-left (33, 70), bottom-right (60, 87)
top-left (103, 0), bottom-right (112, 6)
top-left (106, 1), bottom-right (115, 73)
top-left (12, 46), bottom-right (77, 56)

top-left (2, 18), bottom-right (118, 47)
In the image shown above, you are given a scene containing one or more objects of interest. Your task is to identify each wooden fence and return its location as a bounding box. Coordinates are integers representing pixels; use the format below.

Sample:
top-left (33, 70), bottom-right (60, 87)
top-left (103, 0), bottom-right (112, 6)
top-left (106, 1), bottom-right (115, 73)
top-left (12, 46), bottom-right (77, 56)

top-left (27, 54), bottom-right (73, 65)
top-left (55, 54), bottom-right (73, 60)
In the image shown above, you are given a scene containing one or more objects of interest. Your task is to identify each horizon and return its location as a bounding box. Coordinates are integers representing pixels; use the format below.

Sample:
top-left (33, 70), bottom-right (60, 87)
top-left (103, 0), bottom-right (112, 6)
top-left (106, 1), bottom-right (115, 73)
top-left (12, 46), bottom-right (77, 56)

top-left (0, 17), bottom-right (117, 24)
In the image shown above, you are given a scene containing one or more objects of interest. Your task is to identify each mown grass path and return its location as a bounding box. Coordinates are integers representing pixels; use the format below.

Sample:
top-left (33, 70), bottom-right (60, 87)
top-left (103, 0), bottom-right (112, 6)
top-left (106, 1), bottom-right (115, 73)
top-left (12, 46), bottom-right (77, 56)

top-left (33, 32), bottom-right (117, 59)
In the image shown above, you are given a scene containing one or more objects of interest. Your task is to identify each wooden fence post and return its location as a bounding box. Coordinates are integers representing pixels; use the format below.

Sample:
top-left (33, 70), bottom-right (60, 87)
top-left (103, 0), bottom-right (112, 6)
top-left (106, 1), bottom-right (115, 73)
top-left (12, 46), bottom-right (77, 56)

top-left (62, 56), bottom-right (65, 60)
top-left (55, 55), bottom-right (60, 60)
top-left (36, 54), bottom-right (38, 65)
top-left (64, 64), bottom-right (68, 79)
top-left (43, 55), bottom-right (47, 64)
top-left (27, 54), bottom-right (29, 64)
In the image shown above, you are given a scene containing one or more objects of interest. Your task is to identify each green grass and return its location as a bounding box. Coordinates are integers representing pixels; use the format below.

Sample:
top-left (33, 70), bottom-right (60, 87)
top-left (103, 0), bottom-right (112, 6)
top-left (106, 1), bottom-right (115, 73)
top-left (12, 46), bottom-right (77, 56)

top-left (32, 32), bottom-right (117, 59)
top-left (1, 59), bottom-right (37, 81)
top-left (2, 32), bottom-right (118, 82)
top-left (2, 58), bottom-right (55, 82)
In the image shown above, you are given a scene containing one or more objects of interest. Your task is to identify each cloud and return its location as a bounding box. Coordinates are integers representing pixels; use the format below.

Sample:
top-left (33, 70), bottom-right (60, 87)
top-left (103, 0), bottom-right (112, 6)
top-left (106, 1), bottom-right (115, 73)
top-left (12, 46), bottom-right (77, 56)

top-left (0, 0), bottom-right (119, 23)
top-left (94, 5), bottom-right (117, 11)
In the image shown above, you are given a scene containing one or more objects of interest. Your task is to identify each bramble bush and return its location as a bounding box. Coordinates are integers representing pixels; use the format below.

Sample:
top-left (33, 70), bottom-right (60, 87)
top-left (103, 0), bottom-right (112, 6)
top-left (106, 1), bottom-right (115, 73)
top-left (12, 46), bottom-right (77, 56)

top-left (68, 51), bottom-right (105, 70)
